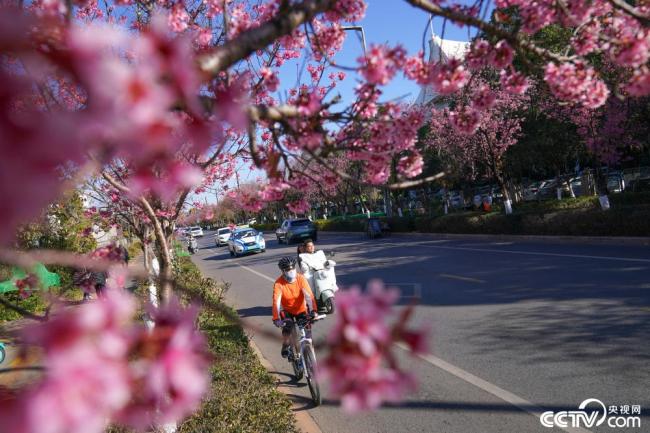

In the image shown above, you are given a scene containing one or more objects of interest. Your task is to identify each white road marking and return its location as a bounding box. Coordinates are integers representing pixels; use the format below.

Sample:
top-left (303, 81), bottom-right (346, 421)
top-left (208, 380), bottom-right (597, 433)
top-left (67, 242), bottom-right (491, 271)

top-left (236, 263), bottom-right (275, 283)
top-left (395, 343), bottom-right (592, 433)
top-left (439, 273), bottom-right (486, 283)
top-left (233, 262), bottom-right (591, 432)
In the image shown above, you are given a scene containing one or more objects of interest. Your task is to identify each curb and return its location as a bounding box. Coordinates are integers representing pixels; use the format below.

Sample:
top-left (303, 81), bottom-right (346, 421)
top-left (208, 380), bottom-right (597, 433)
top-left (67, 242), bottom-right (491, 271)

top-left (319, 231), bottom-right (650, 246)
top-left (247, 337), bottom-right (324, 433)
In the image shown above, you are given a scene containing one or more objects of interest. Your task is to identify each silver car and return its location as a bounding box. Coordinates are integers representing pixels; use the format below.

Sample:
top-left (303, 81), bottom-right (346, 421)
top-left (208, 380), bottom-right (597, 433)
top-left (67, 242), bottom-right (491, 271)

top-left (214, 227), bottom-right (232, 246)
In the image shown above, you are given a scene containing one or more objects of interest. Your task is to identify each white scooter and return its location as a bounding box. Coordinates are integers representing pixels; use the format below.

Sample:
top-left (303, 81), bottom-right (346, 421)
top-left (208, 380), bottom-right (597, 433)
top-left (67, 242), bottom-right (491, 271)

top-left (299, 250), bottom-right (338, 314)
top-left (187, 236), bottom-right (198, 255)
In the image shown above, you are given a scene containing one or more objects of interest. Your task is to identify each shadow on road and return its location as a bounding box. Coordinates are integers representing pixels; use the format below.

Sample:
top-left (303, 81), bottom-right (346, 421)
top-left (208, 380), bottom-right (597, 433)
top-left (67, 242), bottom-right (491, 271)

top-left (237, 305), bottom-right (272, 317)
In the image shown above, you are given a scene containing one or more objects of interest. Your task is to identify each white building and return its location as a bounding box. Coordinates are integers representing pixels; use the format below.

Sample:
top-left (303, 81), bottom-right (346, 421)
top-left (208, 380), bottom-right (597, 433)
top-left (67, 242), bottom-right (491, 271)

top-left (414, 33), bottom-right (470, 106)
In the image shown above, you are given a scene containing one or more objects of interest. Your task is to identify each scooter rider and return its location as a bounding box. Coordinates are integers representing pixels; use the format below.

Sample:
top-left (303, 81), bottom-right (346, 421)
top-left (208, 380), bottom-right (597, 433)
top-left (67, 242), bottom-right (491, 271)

top-left (272, 256), bottom-right (316, 358)
top-left (299, 239), bottom-right (337, 313)
top-left (187, 233), bottom-right (198, 254)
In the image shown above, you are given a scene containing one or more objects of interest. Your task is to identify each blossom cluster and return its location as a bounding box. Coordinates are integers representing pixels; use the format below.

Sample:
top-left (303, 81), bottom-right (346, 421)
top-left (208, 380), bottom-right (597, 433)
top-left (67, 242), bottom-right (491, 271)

top-left (0, 291), bottom-right (209, 433)
top-left (320, 280), bottom-right (428, 412)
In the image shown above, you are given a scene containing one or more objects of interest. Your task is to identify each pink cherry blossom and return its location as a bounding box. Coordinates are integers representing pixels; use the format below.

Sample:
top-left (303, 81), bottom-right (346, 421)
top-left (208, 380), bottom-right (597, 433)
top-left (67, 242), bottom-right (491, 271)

top-left (489, 40), bottom-right (514, 69)
top-left (320, 280), bottom-right (428, 412)
top-left (311, 20), bottom-right (346, 62)
top-left (449, 106), bottom-right (482, 135)
top-left (118, 297), bottom-right (209, 429)
top-left (626, 66), bottom-right (650, 97)
top-left (260, 67), bottom-right (279, 92)
top-left (168, 3), bottom-right (190, 32)
top-left (500, 69), bottom-right (530, 95)
top-left (213, 75), bottom-right (250, 131)
top-left (287, 199), bottom-right (311, 214)
top-left (471, 85), bottom-right (497, 111)
top-left (358, 44), bottom-right (406, 86)
top-left (325, 0), bottom-right (366, 22)
top-left (429, 59), bottom-right (469, 95)
top-left (465, 39), bottom-right (491, 70)
top-left (402, 52), bottom-right (429, 85)
top-left (544, 61), bottom-right (609, 108)
top-left (397, 153), bottom-right (424, 178)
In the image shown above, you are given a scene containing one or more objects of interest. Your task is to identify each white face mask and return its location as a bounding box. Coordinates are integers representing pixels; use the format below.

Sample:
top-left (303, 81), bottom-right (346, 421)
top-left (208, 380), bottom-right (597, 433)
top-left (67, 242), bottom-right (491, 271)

top-left (284, 270), bottom-right (297, 281)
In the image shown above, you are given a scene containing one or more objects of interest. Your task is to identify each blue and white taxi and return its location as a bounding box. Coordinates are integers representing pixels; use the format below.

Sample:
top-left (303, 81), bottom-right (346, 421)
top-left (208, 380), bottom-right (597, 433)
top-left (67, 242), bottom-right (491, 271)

top-left (227, 228), bottom-right (266, 257)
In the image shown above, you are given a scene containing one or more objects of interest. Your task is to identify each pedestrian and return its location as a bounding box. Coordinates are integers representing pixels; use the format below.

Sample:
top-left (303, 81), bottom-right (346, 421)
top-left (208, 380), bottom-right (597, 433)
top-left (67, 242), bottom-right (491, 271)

top-left (94, 270), bottom-right (107, 299)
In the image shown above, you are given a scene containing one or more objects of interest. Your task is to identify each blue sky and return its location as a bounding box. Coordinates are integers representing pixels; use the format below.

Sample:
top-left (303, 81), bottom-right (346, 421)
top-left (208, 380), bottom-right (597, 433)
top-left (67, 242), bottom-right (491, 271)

top-left (197, 1), bottom-right (481, 205)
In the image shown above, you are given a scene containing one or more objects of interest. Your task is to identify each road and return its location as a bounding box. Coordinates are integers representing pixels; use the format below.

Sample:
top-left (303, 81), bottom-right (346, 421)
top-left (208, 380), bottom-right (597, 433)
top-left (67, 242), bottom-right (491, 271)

top-left (190, 231), bottom-right (650, 433)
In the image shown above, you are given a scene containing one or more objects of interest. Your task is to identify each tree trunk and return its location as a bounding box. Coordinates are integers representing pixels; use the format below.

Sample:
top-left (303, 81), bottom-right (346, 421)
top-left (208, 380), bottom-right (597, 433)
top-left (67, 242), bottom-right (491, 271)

top-left (594, 168), bottom-right (611, 210)
top-left (497, 178), bottom-right (513, 215)
top-left (564, 177), bottom-right (576, 198)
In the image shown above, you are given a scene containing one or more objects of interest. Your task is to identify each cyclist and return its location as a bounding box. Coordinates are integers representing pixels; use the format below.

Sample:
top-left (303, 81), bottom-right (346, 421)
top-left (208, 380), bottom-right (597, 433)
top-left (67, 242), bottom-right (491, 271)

top-left (272, 256), bottom-right (316, 358)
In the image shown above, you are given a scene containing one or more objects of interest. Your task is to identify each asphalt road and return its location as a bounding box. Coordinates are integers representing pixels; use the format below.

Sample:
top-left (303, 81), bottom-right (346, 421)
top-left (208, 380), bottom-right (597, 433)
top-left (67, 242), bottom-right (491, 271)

top-left (190, 231), bottom-right (650, 433)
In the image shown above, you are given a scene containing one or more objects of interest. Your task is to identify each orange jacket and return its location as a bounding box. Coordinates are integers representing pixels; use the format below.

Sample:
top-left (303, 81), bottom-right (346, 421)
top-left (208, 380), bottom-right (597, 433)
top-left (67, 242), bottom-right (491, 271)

top-left (272, 274), bottom-right (316, 320)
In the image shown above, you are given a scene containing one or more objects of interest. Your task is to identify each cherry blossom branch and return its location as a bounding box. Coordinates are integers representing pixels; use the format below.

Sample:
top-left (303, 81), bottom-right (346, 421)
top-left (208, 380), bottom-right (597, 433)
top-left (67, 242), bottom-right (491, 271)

top-left (0, 249), bottom-right (148, 279)
top-left (387, 172), bottom-right (446, 190)
top-left (198, 0), bottom-right (337, 75)
top-left (606, 0), bottom-right (650, 26)
top-left (100, 172), bottom-right (175, 300)
top-left (405, 0), bottom-right (574, 63)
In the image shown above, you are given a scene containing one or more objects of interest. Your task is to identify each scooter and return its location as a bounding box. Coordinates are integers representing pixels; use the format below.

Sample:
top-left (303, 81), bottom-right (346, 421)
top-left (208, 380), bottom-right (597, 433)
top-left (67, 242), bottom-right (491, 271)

top-left (299, 250), bottom-right (338, 314)
top-left (187, 237), bottom-right (198, 255)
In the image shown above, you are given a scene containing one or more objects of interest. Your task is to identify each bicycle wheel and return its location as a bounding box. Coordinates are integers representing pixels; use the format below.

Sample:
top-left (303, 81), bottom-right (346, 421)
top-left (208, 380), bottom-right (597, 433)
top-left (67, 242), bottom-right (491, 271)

top-left (303, 345), bottom-right (321, 406)
top-left (291, 351), bottom-right (304, 381)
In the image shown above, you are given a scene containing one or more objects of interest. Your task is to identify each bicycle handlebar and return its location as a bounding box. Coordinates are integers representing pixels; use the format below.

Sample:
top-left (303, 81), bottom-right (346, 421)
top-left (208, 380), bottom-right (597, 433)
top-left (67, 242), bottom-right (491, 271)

top-left (282, 314), bottom-right (326, 328)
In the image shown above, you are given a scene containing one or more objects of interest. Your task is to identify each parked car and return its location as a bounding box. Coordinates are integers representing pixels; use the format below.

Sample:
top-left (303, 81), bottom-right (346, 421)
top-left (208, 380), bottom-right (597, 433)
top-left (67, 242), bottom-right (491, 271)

top-left (189, 226), bottom-right (204, 237)
top-left (227, 228), bottom-right (266, 257)
top-left (607, 173), bottom-right (625, 193)
top-left (276, 218), bottom-right (317, 244)
top-left (214, 227), bottom-right (232, 247)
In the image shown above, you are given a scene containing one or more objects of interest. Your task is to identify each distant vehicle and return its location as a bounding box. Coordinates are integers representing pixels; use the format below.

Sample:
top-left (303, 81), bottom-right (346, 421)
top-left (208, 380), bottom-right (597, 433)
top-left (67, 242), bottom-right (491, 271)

top-left (607, 173), bottom-right (625, 193)
top-left (276, 218), bottom-right (317, 244)
top-left (189, 226), bottom-right (204, 237)
top-left (227, 228), bottom-right (266, 257)
top-left (214, 227), bottom-right (232, 247)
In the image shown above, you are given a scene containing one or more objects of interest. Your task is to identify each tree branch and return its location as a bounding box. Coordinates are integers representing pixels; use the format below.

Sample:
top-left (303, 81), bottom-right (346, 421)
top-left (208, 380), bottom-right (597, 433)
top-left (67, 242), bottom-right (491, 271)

top-left (198, 0), bottom-right (337, 75)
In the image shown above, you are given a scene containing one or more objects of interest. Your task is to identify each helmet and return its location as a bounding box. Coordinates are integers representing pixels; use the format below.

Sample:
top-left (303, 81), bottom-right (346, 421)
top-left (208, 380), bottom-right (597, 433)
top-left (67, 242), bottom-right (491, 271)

top-left (278, 256), bottom-right (297, 271)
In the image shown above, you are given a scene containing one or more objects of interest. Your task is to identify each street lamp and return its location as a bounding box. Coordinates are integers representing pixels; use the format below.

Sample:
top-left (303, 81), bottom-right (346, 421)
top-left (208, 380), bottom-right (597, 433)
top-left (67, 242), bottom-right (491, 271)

top-left (341, 25), bottom-right (367, 56)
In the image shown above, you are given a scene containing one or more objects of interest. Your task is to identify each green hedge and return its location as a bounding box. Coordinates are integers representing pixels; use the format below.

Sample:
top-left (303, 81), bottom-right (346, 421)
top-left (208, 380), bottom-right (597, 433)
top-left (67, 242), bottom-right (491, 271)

top-left (312, 206), bottom-right (650, 237)
top-left (253, 193), bottom-right (650, 238)
top-left (251, 223), bottom-right (278, 232)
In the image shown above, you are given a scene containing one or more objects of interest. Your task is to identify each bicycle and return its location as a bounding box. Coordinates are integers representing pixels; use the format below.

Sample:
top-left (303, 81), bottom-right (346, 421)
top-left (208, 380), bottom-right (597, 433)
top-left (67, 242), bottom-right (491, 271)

top-left (282, 313), bottom-right (325, 406)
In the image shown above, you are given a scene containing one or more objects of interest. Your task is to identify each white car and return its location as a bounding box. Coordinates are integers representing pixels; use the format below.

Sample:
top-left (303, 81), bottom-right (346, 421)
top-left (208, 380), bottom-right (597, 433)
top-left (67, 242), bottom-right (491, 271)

top-left (189, 226), bottom-right (204, 237)
top-left (214, 227), bottom-right (232, 246)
